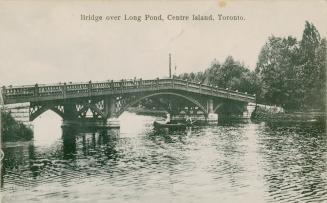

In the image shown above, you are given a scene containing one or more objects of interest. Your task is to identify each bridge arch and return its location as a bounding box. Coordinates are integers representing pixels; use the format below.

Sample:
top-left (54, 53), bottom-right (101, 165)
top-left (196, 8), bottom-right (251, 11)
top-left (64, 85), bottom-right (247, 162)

top-left (30, 105), bottom-right (65, 121)
top-left (116, 91), bottom-right (208, 117)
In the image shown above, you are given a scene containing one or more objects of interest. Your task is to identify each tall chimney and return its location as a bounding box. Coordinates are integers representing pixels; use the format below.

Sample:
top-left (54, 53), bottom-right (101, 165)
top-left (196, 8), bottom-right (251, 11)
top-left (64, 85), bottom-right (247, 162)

top-left (169, 53), bottom-right (172, 78)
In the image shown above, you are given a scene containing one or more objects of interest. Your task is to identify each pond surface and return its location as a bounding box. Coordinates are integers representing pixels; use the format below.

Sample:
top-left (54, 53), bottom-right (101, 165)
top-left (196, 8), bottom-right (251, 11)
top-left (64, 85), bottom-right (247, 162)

top-left (1, 112), bottom-right (326, 203)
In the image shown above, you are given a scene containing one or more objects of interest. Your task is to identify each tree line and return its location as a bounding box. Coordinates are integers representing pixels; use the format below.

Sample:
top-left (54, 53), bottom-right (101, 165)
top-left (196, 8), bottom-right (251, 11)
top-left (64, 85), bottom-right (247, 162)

top-left (177, 21), bottom-right (326, 112)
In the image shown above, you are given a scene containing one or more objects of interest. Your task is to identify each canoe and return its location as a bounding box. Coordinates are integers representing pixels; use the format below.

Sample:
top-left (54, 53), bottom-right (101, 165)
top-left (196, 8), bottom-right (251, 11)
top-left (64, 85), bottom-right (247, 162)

top-left (153, 120), bottom-right (186, 130)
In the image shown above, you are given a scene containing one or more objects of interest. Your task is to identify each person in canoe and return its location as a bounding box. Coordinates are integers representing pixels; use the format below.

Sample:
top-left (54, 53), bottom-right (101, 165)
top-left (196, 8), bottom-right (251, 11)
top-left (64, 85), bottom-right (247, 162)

top-left (165, 113), bottom-right (171, 124)
top-left (185, 115), bottom-right (197, 126)
top-left (185, 115), bottom-right (192, 124)
top-left (153, 113), bottom-right (186, 130)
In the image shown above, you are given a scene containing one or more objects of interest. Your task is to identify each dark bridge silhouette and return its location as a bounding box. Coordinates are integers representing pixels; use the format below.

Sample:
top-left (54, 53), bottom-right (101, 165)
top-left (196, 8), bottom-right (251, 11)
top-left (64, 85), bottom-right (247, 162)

top-left (1, 78), bottom-right (255, 127)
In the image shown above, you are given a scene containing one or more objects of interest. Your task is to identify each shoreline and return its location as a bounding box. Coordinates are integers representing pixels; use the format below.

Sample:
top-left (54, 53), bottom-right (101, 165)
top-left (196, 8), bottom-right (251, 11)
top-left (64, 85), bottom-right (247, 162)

top-left (251, 107), bottom-right (326, 127)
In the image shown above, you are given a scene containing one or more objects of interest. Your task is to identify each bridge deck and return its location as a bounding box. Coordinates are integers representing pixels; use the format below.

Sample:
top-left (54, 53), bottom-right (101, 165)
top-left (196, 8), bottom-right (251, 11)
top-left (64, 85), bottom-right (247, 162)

top-left (2, 78), bottom-right (255, 104)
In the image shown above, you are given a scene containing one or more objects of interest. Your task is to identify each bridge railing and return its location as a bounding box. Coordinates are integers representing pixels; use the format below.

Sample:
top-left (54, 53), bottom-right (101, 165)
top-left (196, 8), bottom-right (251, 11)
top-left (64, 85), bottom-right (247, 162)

top-left (38, 85), bottom-right (63, 97)
top-left (2, 78), bottom-right (255, 103)
top-left (171, 78), bottom-right (253, 99)
top-left (4, 86), bottom-right (35, 97)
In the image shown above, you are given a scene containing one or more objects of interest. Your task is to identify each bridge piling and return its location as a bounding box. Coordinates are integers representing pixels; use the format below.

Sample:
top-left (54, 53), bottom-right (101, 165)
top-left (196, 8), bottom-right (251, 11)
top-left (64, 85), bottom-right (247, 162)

top-left (104, 97), bottom-right (120, 128)
top-left (63, 102), bottom-right (77, 120)
top-left (207, 99), bottom-right (218, 124)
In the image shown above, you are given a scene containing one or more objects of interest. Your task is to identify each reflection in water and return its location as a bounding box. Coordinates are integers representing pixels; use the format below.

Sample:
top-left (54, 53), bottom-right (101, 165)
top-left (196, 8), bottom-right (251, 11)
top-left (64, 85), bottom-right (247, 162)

top-left (259, 125), bottom-right (327, 202)
top-left (1, 112), bottom-right (326, 203)
top-left (62, 128), bottom-right (77, 160)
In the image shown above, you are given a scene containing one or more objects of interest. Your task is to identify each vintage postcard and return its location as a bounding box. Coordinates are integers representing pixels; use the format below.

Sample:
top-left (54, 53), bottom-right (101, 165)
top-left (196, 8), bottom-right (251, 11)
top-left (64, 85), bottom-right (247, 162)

top-left (0, 0), bottom-right (326, 202)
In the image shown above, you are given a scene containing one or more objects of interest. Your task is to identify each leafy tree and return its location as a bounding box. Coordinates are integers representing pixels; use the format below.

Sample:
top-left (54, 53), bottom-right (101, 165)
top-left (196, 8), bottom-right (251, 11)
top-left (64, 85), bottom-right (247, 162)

top-left (176, 21), bottom-right (325, 112)
top-left (256, 21), bottom-right (326, 111)
top-left (299, 21), bottom-right (325, 110)
top-left (300, 21), bottom-right (321, 64)
top-left (256, 36), bottom-right (300, 109)
top-left (177, 56), bottom-right (258, 95)
top-left (315, 38), bottom-right (327, 111)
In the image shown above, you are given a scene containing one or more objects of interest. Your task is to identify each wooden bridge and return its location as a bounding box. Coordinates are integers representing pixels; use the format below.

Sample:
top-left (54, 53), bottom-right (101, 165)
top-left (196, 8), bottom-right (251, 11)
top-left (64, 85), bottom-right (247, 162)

top-left (1, 78), bottom-right (255, 127)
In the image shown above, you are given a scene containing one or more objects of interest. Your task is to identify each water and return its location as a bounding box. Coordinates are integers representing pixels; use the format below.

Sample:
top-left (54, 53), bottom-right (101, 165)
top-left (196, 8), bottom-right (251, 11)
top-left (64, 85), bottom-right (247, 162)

top-left (1, 112), bottom-right (327, 203)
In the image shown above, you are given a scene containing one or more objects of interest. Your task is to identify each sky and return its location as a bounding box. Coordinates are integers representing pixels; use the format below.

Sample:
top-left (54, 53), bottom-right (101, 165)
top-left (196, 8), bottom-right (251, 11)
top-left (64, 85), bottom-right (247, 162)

top-left (0, 0), bottom-right (327, 86)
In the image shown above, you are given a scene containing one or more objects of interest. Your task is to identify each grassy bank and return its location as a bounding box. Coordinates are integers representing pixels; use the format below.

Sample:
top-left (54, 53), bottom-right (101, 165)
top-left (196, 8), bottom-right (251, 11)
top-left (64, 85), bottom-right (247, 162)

top-left (1, 111), bottom-right (33, 142)
top-left (251, 106), bottom-right (326, 126)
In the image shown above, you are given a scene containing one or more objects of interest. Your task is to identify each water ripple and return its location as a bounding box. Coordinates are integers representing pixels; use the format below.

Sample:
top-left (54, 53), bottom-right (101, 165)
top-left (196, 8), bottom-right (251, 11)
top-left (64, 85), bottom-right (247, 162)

top-left (1, 117), bottom-right (326, 203)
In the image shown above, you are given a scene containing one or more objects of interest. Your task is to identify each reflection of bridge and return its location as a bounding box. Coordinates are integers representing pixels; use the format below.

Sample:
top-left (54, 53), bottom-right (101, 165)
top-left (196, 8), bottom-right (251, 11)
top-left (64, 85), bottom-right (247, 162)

top-left (1, 78), bottom-right (255, 128)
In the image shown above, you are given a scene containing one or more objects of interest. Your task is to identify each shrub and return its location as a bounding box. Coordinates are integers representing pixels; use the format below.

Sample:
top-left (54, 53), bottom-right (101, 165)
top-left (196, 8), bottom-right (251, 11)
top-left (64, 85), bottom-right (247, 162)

top-left (1, 111), bottom-right (33, 141)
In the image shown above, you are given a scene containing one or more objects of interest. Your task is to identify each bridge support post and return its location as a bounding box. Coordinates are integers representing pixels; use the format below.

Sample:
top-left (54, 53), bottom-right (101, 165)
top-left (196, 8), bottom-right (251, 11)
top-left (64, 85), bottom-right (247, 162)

top-left (207, 99), bottom-right (218, 124)
top-left (62, 103), bottom-right (78, 127)
top-left (242, 103), bottom-right (256, 119)
top-left (64, 103), bottom-right (77, 120)
top-left (104, 97), bottom-right (120, 128)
